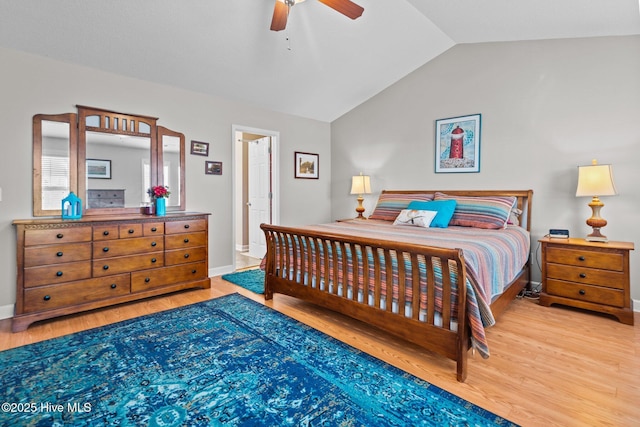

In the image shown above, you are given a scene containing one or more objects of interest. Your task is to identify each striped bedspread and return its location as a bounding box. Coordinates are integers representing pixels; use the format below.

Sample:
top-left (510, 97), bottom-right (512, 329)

top-left (265, 220), bottom-right (530, 357)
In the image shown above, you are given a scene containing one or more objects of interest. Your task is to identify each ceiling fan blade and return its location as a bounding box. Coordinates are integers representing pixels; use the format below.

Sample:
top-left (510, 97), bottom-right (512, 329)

top-left (270, 1), bottom-right (289, 31)
top-left (318, 0), bottom-right (364, 20)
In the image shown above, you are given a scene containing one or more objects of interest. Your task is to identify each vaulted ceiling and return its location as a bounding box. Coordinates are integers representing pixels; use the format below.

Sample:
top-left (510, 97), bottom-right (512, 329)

top-left (1, 0), bottom-right (638, 122)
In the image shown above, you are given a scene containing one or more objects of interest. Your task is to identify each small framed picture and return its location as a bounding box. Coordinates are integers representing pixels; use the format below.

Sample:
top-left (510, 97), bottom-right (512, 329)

top-left (190, 140), bottom-right (209, 157)
top-left (435, 114), bottom-right (481, 173)
top-left (86, 159), bottom-right (111, 179)
top-left (205, 161), bottom-right (222, 175)
top-left (294, 152), bottom-right (319, 179)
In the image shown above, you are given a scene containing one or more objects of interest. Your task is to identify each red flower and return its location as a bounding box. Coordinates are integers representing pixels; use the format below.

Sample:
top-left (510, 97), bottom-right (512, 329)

top-left (148, 185), bottom-right (171, 199)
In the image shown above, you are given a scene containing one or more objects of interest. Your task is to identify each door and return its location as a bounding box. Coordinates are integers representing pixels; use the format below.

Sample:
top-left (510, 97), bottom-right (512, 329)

top-left (248, 136), bottom-right (271, 259)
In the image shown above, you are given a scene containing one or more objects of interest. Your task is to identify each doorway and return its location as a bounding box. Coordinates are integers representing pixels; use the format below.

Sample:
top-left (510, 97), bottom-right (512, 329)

top-left (232, 125), bottom-right (279, 271)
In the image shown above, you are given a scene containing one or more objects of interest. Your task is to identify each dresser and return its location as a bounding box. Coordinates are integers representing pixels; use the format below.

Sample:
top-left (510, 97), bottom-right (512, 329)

top-left (12, 212), bottom-right (210, 332)
top-left (539, 237), bottom-right (634, 325)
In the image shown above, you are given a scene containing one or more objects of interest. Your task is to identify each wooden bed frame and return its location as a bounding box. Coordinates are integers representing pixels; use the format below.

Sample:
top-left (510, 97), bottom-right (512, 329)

top-left (261, 190), bottom-right (533, 382)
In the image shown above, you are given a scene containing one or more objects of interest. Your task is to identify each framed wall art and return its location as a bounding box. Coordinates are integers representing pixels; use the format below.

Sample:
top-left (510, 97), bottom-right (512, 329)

top-left (294, 151), bottom-right (319, 179)
top-left (205, 161), bottom-right (222, 175)
top-left (435, 114), bottom-right (481, 173)
top-left (86, 159), bottom-right (112, 179)
top-left (190, 140), bottom-right (209, 157)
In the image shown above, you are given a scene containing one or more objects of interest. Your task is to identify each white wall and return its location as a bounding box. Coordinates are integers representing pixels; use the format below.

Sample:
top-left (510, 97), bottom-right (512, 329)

top-left (0, 46), bottom-right (331, 314)
top-left (331, 36), bottom-right (640, 301)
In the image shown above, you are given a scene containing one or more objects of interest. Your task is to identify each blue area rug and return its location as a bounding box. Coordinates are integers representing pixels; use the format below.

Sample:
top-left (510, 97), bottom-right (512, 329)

top-left (0, 293), bottom-right (517, 426)
top-left (222, 268), bottom-right (265, 294)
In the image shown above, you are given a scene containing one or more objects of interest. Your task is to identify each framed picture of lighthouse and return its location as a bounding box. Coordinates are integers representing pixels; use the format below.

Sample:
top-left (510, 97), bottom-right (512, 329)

top-left (435, 114), bottom-right (481, 173)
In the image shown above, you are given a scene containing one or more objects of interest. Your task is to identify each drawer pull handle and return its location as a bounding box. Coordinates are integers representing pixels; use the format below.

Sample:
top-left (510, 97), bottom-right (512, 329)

top-left (110, 284), bottom-right (117, 289)
top-left (151, 242), bottom-right (157, 247)
top-left (151, 227), bottom-right (157, 232)
top-left (56, 271), bottom-right (63, 277)
top-left (151, 258), bottom-right (157, 263)
top-left (192, 269), bottom-right (197, 274)
top-left (184, 224), bottom-right (190, 229)
top-left (103, 265), bottom-right (109, 270)
top-left (43, 295), bottom-right (51, 301)
top-left (184, 253), bottom-right (190, 259)
top-left (579, 289), bottom-right (586, 295)
top-left (103, 231), bottom-right (110, 236)
top-left (56, 251), bottom-right (63, 257)
top-left (128, 229), bottom-right (135, 234)
top-left (578, 256), bottom-right (585, 261)
top-left (57, 233), bottom-right (64, 239)
top-left (184, 238), bottom-right (189, 243)
top-left (103, 247), bottom-right (109, 252)
top-left (145, 277), bottom-right (150, 283)
top-left (579, 273), bottom-right (586, 278)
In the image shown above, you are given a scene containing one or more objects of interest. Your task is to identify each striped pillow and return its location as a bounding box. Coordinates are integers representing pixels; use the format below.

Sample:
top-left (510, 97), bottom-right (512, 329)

top-left (434, 192), bottom-right (516, 229)
top-left (368, 193), bottom-right (434, 221)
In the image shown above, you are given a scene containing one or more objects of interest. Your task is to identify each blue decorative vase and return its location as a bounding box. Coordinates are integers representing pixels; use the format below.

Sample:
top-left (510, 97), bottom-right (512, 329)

top-left (155, 197), bottom-right (166, 216)
top-left (61, 192), bottom-right (82, 219)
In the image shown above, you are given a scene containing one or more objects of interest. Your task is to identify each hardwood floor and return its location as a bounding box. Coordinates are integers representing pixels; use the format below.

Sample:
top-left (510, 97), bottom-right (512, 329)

top-left (1, 276), bottom-right (638, 426)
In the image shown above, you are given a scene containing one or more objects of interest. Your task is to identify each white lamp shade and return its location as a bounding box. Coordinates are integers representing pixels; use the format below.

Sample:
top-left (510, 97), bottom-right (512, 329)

top-left (576, 162), bottom-right (617, 197)
top-left (350, 175), bottom-right (371, 195)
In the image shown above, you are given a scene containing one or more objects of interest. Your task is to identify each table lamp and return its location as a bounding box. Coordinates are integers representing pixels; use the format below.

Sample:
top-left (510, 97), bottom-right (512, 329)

top-left (350, 173), bottom-right (371, 219)
top-left (575, 159), bottom-right (617, 242)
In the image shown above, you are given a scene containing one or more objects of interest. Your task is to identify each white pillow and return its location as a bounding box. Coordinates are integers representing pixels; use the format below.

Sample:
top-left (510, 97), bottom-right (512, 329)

top-left (393, 209), bottom-right (437, 228)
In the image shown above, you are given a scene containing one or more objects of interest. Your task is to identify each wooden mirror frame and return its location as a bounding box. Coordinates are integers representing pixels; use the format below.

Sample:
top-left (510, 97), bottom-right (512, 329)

top-left (32, 106), bottom-right (186, 216)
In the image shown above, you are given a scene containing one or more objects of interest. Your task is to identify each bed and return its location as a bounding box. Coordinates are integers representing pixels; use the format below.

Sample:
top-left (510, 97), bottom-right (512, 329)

top-left (260, 190), bottom-right (533, 382)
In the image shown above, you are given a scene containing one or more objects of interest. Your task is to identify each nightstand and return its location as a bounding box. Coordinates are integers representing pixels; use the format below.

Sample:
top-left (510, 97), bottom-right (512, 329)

top-left (539, 237), bottom-right (634, 325)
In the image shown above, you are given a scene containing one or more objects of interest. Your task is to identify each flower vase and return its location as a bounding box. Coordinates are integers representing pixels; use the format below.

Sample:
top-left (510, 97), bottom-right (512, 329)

top-left (155, 197), bottom-right (166, 216)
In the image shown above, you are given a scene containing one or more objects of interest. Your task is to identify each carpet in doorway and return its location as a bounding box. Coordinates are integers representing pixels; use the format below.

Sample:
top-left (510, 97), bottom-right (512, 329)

top-left (222, 268), bottom-right (265, 294)
top-left (0, 293), bottom-right (518, 426)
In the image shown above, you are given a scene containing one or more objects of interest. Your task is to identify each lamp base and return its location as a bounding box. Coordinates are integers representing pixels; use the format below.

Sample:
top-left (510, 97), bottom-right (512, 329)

top-left (354, 195), bottom-right (367, 220)
top-left (585, 229), bottom-right (608, 243)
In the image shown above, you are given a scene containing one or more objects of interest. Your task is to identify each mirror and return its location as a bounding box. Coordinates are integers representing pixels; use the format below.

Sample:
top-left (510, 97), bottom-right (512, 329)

top-left (32, 106), bottom-right (186, 216)
top-left (33, 113), bottom-right (77, 216)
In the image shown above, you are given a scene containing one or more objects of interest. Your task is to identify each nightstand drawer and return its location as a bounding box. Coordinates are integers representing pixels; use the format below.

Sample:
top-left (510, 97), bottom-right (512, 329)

top-left (546, 279), bottom-right (624, 308)
top-left (546, 247), bottom-right (624, 271)
top-left (546, 264), bottom-right (625, 290)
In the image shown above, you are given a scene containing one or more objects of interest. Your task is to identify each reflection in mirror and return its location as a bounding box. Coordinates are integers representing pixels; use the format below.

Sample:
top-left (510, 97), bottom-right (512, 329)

top-left (85, 131), bottom-right (151, 209)
top-left (41, 121), bottom-right (71, 210)
top-left (162, 135), bottom-right (181, 207)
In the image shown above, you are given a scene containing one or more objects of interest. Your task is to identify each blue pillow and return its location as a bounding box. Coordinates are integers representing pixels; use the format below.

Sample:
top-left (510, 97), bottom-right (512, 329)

top-left (407, 200), bottom-right (457, 228)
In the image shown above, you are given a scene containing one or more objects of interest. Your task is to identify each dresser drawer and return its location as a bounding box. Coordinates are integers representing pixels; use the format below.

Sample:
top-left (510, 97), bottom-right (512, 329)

top-left (131, 262), bottom-right (207, 292)
top-left (92, 252), bottom-right (164, 277)
top-left (24, 242), bottom-right (92, 267)
top-left (165, 246), bottom-right (207, 266)
top-left (545, 247), bottom-right (624, 271)
top-left (546, 279), bottom-right (624, 308)
top-left (119, 223), bottom-right (143, 238)
top-left (24, 227), bottom-right (92, 246)
top-left (165, 219), bottom-right (207, 234)
top-left (23, 274), bottom-right (131, 313)
top-left (87, 189), bottom-right (125, 208)
top-left (24, 261), bottom-right (92, 288)
top-left (93, 236), bottom-right (164, 259)
top-left (93, 225), bottom-right (119, 241)
top-left (165, 232), bottom-right (206, 249)
top-left (545, 264), bottom-right (625, 290)
top-left (143, 222), bottom-right (164, 235)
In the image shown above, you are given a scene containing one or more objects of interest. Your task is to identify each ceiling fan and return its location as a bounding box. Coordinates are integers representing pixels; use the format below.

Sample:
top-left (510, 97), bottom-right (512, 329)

top-left (270, 0), bottom-right (364, 32)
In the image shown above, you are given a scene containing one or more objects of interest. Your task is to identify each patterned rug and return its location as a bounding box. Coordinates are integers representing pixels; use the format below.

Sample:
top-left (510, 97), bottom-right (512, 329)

top-left (0, 293), bottom-right (518, 426)
top-left (222, 268), bottom-right (265, 294)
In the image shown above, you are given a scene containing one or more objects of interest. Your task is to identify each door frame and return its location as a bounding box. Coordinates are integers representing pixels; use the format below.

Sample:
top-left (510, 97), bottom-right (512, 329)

top-left (231, 124), bottom-right (280, 271)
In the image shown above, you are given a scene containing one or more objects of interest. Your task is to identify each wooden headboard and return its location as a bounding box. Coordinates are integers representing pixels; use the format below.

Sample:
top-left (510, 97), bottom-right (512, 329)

top-left (377, 190), bottom-right (533, 232)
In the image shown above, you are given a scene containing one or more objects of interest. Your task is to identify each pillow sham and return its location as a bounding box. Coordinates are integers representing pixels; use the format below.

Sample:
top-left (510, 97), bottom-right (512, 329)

top-left (393, 209), bottom-right (437, 228)
top-left (434, 192), bottom-right (516, 229)
top-left (406, 200), bottom-right (457, 228)
top-left (368, 192), bottom-right (434, 221)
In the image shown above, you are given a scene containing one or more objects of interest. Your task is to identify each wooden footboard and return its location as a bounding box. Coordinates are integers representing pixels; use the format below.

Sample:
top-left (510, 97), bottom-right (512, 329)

top-left (260, 224), bottom-right (472, 381)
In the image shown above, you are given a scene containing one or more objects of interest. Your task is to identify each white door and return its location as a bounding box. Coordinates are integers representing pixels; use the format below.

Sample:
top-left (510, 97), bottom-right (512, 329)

top-left (248, 137), bottom-right (271, 259)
